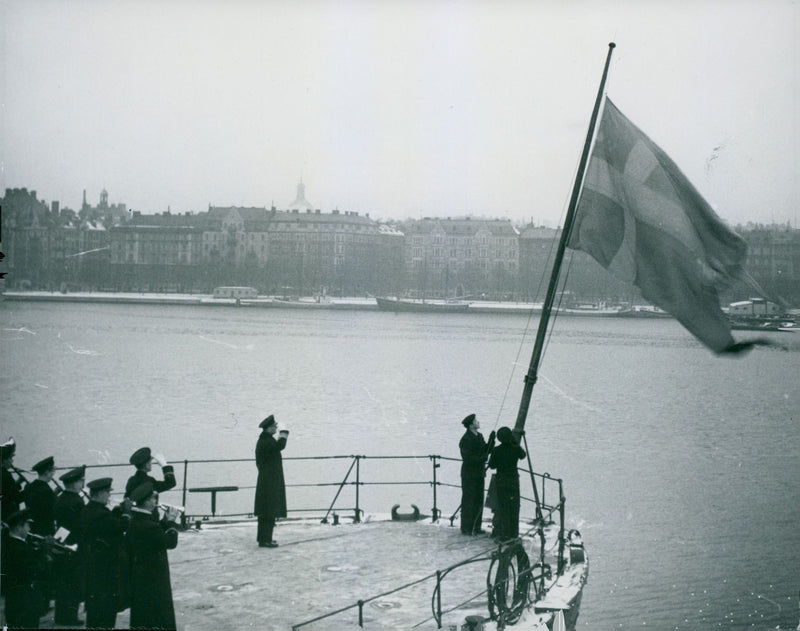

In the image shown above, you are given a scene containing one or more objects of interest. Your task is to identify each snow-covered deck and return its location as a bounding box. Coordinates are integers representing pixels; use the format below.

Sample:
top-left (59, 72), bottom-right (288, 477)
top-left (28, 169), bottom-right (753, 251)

top-left (29, 515), bottom-right (586, 630)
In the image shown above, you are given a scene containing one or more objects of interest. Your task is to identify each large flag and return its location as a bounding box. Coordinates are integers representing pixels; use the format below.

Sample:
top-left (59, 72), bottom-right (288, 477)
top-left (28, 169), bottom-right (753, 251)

top-left (569, 99), bottom-right (748, 353)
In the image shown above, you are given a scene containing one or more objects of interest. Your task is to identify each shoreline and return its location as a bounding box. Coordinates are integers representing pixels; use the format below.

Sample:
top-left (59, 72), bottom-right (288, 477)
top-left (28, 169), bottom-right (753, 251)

top-left (0, 291), bottom-right (629, 316)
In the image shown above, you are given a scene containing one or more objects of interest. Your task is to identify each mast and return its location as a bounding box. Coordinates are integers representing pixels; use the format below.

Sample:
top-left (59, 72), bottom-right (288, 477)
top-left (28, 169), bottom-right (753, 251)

top-left (513, 43), bottom-right (616, 438)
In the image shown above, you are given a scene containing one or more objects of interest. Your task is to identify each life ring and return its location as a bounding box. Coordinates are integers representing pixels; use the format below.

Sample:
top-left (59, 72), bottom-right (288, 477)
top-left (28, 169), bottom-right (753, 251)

top-left (486, 540), bottom-right (531, 625)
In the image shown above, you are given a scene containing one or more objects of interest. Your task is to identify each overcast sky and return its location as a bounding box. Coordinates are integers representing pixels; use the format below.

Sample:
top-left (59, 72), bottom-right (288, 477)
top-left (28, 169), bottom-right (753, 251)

top-left (2, 0), bottom-right (797, 227)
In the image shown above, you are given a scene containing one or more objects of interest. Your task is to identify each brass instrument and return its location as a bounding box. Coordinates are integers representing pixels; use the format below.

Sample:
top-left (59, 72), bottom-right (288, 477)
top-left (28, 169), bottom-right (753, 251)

top-left (9, 464), bottom-right (31, 487)
top-left (27, 532), bottom-right (78, 556)
top-left (159, 503), bottom-right (185, 522)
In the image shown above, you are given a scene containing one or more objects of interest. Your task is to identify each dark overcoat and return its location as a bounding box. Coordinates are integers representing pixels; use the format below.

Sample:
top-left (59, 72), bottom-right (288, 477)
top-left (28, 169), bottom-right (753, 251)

top-left (125, 466), bottom-right (177, 498)
top-left (488, 442), bottom-right (526, 540)
top-left (1, 466), bottom-right (24, 516)
top-left (127, 509), bottom-right (179, 630)
top-left (459, 430), bottom-right (488, 480)
top-left (459, 429), bottom-right (489, 533)
top-left (253, 431), bottom-right (287, 518)
top-left (24, 479), bottom-right (57, 536)
top-left (2, 534), bottom-right (46, 628)
top-left (55, 489), bottom-right (86, 545)
top-left (82, 499), bottom-right (130, 627)
top-left (55, 489), bottom-right (88, 609)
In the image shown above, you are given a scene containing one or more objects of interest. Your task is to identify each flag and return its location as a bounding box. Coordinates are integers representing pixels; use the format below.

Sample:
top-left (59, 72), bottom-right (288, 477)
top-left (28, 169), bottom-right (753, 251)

top-left (569, 99), bottom-right (748, 353)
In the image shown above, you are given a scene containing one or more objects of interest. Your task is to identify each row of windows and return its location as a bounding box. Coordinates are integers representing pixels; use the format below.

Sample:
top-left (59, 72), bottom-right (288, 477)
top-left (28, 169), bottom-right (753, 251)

top-left (220, 222), bottom-right (376, 233)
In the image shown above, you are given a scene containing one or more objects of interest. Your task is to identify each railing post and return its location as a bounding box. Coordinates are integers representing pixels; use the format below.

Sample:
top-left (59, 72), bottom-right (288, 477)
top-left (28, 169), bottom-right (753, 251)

top-left (541, 472), bottom-right (549, 512)
top-left (357, 599), bottom-right (364, 627)
top-left (181, 459), bottom-right (189, 529)
top-left (557, 481), bottom-right (566, 575)
top-left (354, 455), bottom-right (361, 523)
top-left (431, 455), bottom-right (440, 522)
top-left (435, 569), bottom-right (443, 628)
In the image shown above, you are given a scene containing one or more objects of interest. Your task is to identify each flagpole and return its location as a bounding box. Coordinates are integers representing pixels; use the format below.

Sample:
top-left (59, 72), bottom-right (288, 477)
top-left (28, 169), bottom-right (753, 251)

top-left (513, 42), bottom-right (616, 438)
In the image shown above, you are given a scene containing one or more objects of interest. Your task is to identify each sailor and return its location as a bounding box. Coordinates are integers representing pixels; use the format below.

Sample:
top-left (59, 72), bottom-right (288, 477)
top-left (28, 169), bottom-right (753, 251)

top-left (1, 439), bottom-right (25, 517)
top-left (459, 414), bottom-right (493, 535)
top-left (254, 414), bottom-right (289, 547)
top-left (54, 465), bottom-right (88, 626)
top-left (124, 446), bottom-right (177, 502)
top-left (487, 427), bottom-right (526, 541)
top-left (82, 476), bottom-right (131, 630)
top-left (24, 455), bottom-right (58, 536)
top-left (127, 481), bottom-right (180, 631)
top-left (1, 508), bottom-right (47, 629)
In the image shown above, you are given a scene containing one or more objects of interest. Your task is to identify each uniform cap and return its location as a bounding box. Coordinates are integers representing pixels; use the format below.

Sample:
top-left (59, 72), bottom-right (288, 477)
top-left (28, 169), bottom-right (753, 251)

top-left (32, 456), bottom-right (55, 473)
top-left (60, 465), bottom-right (87, 483)
top-left (259, 415), bottom-right (276, 429)
top-left (5, 508), bottom-right (33, 528)
top-left (87, 477), bottom-right (113, 492)
top-left (129, 447), bottom-right (152, 467)
top-left (461, 413), bottom-right (476, 428)
top-left (130, 481), bottom-right (155, 504)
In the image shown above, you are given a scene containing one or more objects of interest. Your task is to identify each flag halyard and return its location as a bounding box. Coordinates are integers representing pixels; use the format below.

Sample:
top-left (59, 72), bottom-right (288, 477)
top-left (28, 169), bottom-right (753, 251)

top-left (570, 99), bottom-right (749, 353)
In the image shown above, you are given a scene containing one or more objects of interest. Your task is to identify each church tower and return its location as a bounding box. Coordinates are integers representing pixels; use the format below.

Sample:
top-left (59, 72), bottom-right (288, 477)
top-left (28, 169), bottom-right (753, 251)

top-left (287, 180), bottom-right (314, 211)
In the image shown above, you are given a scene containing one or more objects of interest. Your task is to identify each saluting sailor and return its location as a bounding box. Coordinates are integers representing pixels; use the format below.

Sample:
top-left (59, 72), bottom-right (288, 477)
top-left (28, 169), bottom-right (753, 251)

top-left (254, 414), bottom-right (289, 548)
top-left (124, 446), bottom-right (177, 500)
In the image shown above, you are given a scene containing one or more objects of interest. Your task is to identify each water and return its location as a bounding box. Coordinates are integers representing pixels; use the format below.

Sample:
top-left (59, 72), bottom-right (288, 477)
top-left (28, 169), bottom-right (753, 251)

top-left (2, 301), bottom-right (798, 630)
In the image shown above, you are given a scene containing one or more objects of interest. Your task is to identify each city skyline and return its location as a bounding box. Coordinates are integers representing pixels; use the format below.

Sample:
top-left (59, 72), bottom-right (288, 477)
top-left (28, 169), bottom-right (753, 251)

top-left (2, 1), bottom-right (798, 228)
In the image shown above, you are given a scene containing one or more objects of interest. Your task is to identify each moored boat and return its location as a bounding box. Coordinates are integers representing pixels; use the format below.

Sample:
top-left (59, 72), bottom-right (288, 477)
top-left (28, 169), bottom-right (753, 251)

top-left (376, 296), bottom-right (471, 313)
top-left (728, 316), bottom-right (797, 332)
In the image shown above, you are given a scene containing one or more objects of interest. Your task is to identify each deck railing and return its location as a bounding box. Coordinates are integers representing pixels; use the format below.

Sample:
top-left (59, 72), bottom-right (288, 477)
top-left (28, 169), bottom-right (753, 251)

top-left (51, 454), bottom-right (570, 629)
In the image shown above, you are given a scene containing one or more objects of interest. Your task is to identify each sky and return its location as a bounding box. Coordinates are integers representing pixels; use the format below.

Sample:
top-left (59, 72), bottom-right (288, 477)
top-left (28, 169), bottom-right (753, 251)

top-left (1, 0), bottom-right (797, 228)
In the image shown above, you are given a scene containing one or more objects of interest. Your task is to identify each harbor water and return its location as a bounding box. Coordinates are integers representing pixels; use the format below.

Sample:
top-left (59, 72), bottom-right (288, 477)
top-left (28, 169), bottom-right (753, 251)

top-left (1, 301), bottom-right (798, 630)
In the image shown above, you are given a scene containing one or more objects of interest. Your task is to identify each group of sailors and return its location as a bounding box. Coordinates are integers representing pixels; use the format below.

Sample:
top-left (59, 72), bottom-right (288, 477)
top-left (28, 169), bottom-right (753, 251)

top-left (459, 414), bottom-right (526, 540)
top-left (1, 439), bottom-right (182, 630)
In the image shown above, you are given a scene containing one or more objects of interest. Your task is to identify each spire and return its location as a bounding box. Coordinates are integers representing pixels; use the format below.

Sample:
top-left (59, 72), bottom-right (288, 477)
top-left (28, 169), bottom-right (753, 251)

top-left (287, 181), bottom-right (314, 211)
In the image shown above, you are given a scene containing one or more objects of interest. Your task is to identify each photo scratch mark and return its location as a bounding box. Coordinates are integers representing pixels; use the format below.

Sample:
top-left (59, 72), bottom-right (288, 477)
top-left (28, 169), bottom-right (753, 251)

top-left (198, 335), bottom-right (239, 349)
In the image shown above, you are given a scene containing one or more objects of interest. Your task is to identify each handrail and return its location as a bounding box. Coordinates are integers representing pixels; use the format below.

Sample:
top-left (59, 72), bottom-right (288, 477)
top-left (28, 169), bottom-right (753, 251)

top-left (291, 540), bottom-right (497, 630)
top-left (58, 453), bottom-right (570, 579)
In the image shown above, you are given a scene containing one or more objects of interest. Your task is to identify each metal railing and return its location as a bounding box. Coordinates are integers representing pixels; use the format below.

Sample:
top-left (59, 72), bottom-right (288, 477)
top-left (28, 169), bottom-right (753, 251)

top-left (51, 453), bottom-right (571, 629)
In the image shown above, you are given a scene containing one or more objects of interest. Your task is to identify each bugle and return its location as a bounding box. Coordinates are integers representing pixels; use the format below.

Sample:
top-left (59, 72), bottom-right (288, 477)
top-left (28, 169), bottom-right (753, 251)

top-left (27, 532), bottom-right (78, 555)
top-left (159, 503), bottom-right (185, 521)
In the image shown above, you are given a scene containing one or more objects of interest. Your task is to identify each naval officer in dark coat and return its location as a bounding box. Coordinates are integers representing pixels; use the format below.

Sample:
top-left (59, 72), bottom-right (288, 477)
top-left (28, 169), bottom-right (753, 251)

top-left (1, 508), bottom-right (47, 629)
top-left (54, 465), bottom-right (87, 627)
top-left (82, 477), bottom-right (131, 630)
top-left (127, 481), bottom-right (180, 631)
top-left (124, 446), bottom-right (177, 499)
top-left (459, 414), bottom-right (494, 535)
top-left (1, 440), bottom-right (25, 517)
top-left (254, 414), bottom-right (289, 547)
top-left (23, 456), bottom-right (58, 537)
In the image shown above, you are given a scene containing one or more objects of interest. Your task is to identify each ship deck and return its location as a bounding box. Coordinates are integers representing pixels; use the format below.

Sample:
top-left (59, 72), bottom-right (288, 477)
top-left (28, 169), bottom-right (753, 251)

top-left (29, 515), bottom-right (584, 630)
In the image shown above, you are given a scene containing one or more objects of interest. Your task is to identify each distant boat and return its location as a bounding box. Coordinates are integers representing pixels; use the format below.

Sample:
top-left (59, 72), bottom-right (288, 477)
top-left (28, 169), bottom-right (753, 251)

top-left (610, 305), bottom-right (671, 318)
top-left (376, 296), bottom-right (470, 313)
top-left (728, 316), bottom-right (797, 332)
top-left (271, 296), bottom-right (334, 309)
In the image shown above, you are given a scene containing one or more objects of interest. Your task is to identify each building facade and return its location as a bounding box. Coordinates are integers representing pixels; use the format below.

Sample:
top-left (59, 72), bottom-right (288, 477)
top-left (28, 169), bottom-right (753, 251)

top-left (3, 186), bottom-right (799, 306)
top-left (400, 217), bottom-right (518, 299)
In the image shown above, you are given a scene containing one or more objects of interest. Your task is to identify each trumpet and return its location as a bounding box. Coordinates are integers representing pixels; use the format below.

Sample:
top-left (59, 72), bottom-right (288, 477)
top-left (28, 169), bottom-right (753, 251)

top-left (27, 532), bottom-right (78, 556)
top-left (159, 503), bottom-right (185, 522)
top-left (8, 464), bottom-right (31, 488)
